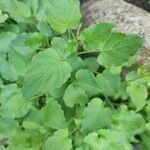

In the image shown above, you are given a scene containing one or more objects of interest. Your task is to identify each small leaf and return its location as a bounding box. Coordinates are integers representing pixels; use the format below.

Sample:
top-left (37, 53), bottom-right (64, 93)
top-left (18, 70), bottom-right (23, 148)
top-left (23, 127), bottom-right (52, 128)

top-left (81, 98), bottom-right (113, 133)
top-left (23, 48), bottom-right (71, 98)
top-left (8, 48), bottom-right (28, 77)
top-left (80, 23), bottom-right (114, 51)
top-left (63, 83), bottom-right (88, 108)
top-left (0, 32), bottom-right (16, 52)
top-left (75, 69), bottom-right (100, 97)
top-left (66, 54), bottom-right (83, 72)
top-left (0, 10), bottom-right (8, 23)
top-left (127, 83), bottom-right (147, 111)
top-left (97, 70), bottom-right (121, 97)
top-left (43, 129), bottom-right (72, 150)
top-left (41, 98), bottom-right (67, 129)
top-left (83, 57), bottom-right (99, 72)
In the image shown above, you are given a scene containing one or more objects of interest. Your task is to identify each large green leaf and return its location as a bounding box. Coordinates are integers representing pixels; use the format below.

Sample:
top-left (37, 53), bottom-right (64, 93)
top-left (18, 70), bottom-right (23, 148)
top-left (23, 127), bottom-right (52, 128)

top-left (8, 130), bottom-right (43, 150)
top-left (0, 117), bottom-right (18, 138)
top-left (46, 0), bottom-right (81, 33)
top-left (81, 98), bottom-right (113, 133)
top-left (63, 83), bottom-right (88, 108)
top-left (98, 33), bottom-right (144, 68)
top-left (0, 0), bottom-right (31, 22)
top-left (0, 91), bottom-right (32, 118)
top-left (23, 98), bottom-right (66, 130)
top-left (23, 48), bottom-right (71, 98)
top-left (75, 69), bottom-right (100, 97)
top-left (84, 129), bottom-right (132, 150)
top-left (43, 129), bottom-right (72, 150)
top-left (80, 23), bottom-right (144, 68)
top-left (127, 83), bottom-right (148, 111)
top-left (111, 105), bottom-right (145, 136)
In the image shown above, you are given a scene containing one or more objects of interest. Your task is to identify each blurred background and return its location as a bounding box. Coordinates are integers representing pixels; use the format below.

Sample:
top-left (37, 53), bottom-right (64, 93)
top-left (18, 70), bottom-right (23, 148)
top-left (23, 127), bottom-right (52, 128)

top-left (125, 0), bottom-right (150, 12)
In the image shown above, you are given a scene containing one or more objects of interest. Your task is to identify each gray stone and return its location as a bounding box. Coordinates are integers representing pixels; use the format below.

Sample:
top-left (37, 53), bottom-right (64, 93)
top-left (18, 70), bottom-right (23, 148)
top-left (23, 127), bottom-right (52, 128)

top-left (81, 0), bottom-right (150, 67)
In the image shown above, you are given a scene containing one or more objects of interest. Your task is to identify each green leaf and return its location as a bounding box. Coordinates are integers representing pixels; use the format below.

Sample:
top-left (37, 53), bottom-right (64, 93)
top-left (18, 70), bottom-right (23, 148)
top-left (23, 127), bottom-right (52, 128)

top-left (43, 129), bottom-right (72, 150)
top-left (8, 130), bottom-right (43, 150)
top-left (66, 54), bottom-right (83, 72)
top-left (51, 37), bottom-right (67, 50)
top-left (141, 131), bottom-right (150, 150)
top-left (10, 33), bottom-right (36, 58)
top-left (75, 69), bottom-right (100, 97)
top-left (24, 98), bottom-right (66, 130)
top-left (80, 23), bottom-right (144, 68)
top-left (0, 83), bottom-right (18, 103)
top-left (0, 58), bottom-right (16, 81)
top-left (0, 117), bottom-right (18, 138)
top-left (51, 37), bottom-right (78, 55)
top-left (112, 105), bottom-right (145, 136)
top-left (0, 10), bottom-right (8, 23)
top-left (41, 98), bottom-right (66, 129)
top-left (127, 83), bottom-right (148, 111)
top-left (46, 0), bottom-right (81, 33)
top-left (63, 83), bottom-right (88, 108)
top-left (80, 23), bottom-right (114, 51)
top-left (50, 83), bottom-right (68, 99)
top-left (83, 57), bottom-right (99, 72)
top-left (37, 21), bottom-right (52, 36)
top-left (98, 33), bottom-right (144, 68)
top-left (84, 129), bottom-right (132, 150)
top-left (0, 0), bottom-right (31, 22)
top-left (97, 70), bottom-right (121, 97)
top-left (8, 48), bottom-right (28, 77)
top-left (0, 32), bottom-right (16, 52)
top-left (145, 100), bottom-right (150, 120)
top-left (24, 33), bottom-right (48, 49)
top-left (23, 48), bottom-right (71, 98)
top-left (81, 98), bottom-right (113, 133)
top-left (0, 91), bottom-right (32, 118)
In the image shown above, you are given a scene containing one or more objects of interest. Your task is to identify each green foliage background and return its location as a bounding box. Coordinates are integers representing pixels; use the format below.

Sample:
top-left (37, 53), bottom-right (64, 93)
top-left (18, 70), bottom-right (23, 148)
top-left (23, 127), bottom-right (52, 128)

top-left (0, 0), bottom-right (150, 149)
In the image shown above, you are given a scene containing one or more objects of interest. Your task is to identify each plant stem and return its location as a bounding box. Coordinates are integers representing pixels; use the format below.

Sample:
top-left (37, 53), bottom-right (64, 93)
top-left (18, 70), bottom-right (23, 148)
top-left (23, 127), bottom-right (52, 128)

top-left (123, 73), bottom-right (150, 84)
top-left (76, 23), bottom-right (82, 37)
top-left (69, 127), bottom-right (79, 137)
top-left (70, 30), bottom-right (76, 40)
top-left (105, 96), bottom-right (115, 111)
top-left (77, 50), bottom-right (99, 55)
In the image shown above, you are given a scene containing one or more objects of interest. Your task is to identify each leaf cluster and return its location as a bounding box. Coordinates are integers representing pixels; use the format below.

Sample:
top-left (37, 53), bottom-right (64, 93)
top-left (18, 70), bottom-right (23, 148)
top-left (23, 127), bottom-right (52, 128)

top-left (0, 0), bottom-right (150, 149)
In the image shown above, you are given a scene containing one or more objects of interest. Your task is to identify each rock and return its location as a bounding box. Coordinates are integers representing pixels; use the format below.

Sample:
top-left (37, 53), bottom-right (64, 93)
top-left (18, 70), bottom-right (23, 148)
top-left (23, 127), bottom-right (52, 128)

top-left (81, 0), bottom-right (150, 67)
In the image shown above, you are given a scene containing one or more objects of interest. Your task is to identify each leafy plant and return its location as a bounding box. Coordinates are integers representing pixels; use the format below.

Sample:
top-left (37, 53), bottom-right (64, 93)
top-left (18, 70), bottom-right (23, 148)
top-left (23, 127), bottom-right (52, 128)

top-left (0, 0), bottom-right (150, 149)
